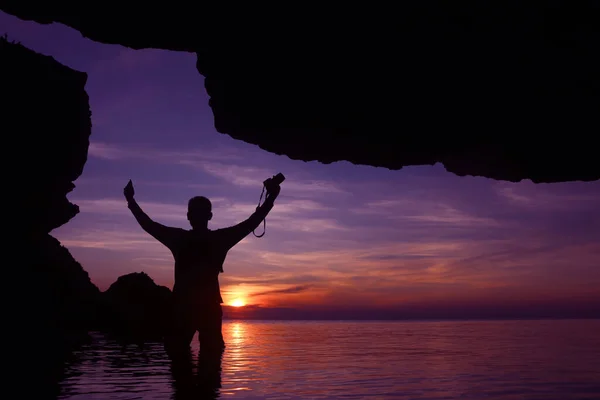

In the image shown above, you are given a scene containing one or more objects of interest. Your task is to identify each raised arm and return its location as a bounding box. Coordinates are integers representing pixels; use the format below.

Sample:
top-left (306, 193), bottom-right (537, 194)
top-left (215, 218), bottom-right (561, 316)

top-left (220, 184), bottom-right (280, 249)
top-left (124, 180), bottom-right (179, 250)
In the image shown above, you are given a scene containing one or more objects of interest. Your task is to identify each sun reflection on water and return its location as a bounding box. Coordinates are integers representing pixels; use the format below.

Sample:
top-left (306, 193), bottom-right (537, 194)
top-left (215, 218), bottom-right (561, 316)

top-left (230, 322), bottom-right (245, 340)
top-left (219, 322), bottom-right (253, 395)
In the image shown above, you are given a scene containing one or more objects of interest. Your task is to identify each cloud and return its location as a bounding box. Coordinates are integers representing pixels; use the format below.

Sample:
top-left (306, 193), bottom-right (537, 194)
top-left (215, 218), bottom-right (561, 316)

top-left (242, 235), bottom-right (600, 290)
top-left (496, 186), bottom-right (534, 205)
top-left (495, 182), bottom-right (600, 210)
top-left (353, 198), bottom-right (501, 227)
top-left (213, 198), bottom-right (331, 219)
top-left (88, 141), bottom-right (242, 163)
top-left (59, 229), bottom-right (163, 252)
top-left (268, 218), bottom-right (349, 233)
top-left (223, 274), bottom-right (322, 287)
top-left (73, 176), bottom-right (218, 191)
top-left (88, 142), bottom-right (131, 160)
top-left (405, 205), bottom-right (499, 226)
top-left (250, 285), bottom-right (313, 297)
top-left (250, 241), bottom-right (467, 272)
top-left (74, 198), bottom-right (188, 223)
top-left (196, 163), bottom-right (269, 187)
top-left (198, 161), bottom-right (347, 195)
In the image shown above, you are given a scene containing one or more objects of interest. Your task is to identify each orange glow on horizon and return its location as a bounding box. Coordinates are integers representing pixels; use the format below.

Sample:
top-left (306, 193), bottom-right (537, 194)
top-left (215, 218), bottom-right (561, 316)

top-left (231, 298), bottom-right (246, 307)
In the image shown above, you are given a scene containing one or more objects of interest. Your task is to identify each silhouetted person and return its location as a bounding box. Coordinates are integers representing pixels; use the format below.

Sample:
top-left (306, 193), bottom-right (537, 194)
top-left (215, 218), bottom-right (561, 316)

top-left (124, 179), bottom-right (280, 356)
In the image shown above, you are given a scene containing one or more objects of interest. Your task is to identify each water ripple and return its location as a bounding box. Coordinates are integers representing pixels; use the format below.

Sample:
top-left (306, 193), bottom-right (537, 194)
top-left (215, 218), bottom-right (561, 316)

top-left (49, 319), bottom-right (600, 399)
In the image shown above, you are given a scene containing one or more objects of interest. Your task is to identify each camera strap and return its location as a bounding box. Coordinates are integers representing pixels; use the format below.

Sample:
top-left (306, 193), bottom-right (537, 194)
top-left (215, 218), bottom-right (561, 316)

top-left (252, 184), bottom-right (267, 238)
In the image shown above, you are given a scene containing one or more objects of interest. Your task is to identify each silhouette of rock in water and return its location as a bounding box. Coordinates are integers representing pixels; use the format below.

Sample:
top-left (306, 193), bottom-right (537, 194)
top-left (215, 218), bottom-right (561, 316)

top-left (2, 3), bottom-right (599, 182)
top-left (102, 272), bottom-right (172, 340)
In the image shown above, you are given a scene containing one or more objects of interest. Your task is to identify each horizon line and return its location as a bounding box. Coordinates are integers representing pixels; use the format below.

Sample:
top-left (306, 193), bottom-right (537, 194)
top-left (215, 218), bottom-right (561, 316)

top-left (221, 316), bottom-right (600, 322)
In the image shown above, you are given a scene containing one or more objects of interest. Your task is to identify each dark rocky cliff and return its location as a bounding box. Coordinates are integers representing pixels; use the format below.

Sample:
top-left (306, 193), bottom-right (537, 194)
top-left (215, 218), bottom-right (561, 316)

top-left (2, 2), bottom-right (599, 182)
top-left (2, 35), bottom-right (91, 234)
top-left (2, 36), bottom-right (100, 336)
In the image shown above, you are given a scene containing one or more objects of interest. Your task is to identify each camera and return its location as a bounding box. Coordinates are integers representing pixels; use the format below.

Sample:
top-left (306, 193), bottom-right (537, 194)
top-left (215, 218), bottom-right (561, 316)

top-left (263, 172), bottom-right (285, 192)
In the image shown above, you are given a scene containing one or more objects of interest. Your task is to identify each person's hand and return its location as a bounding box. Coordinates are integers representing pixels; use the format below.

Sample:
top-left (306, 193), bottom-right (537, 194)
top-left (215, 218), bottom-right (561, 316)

top-left (124, 180), bottom-right (135, 202)
top-left (267, 183), bottom-right (281, 200)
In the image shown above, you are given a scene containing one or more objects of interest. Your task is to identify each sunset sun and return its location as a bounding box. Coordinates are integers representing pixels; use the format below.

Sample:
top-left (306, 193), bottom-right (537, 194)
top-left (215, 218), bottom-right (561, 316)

top-left (231, 299), bottom-right (246, 307)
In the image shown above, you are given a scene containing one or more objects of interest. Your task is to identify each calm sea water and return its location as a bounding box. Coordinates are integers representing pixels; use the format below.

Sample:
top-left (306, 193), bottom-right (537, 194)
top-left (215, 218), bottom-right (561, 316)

top-left (52, 319), bottom-right (599, 399)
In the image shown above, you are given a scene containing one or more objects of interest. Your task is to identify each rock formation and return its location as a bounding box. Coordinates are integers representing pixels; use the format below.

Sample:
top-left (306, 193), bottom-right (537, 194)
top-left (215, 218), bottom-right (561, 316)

top-left (2, 35), bottom-right (91, 234)
top-left (101, 272), bottom-right (172, 341)
top-left (2, 2), bottom-right (599, 182)
top-left (29, 235), bottom-right (102, 330)
top-left (2, 36), bottom-right (100, 336)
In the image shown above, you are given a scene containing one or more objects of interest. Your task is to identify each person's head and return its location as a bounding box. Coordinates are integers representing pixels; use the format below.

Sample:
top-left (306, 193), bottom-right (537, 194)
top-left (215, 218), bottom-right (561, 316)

top-left (187, 196), bottom-right (212, 229)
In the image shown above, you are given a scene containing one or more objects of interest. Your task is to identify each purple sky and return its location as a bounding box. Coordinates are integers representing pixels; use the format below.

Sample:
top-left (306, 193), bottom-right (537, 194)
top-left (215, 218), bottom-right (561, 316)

top-left (4, 12), bottom-right (599, 315)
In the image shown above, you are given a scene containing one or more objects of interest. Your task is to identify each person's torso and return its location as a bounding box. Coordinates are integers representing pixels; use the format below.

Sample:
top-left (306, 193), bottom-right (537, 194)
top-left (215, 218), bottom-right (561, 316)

top-left (171, 229), bottom-right (228, 304)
